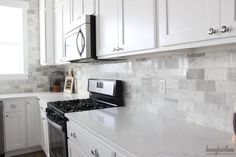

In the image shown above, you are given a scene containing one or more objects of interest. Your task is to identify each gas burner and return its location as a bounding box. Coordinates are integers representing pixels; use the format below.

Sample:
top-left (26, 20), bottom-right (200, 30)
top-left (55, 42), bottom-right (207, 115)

top-left (48, 98), bottom-right (113, 114)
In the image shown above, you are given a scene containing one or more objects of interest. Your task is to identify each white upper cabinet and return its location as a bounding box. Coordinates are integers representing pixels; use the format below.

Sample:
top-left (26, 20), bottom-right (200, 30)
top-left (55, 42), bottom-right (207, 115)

top-left (71, 0), bottom-right (83, 30)
top-left (220, 0), bottom-right (236, 38)
top-left (63, 0), bottom-right (96, 34)
top-left (84, 0), bottom-right (96, 15)
top-left (39, 0), bottom-right (55, 65)
top-left (97, 0), bottom-right (157, 56)
top-left (54, 1), bottom-right (69, 64)
top-left (96, 0), bottom-right (120, 56)
top-left (73, 0), bottom-right (83, 20)
top-left (63, 0), bottom-right (72, 34)
top-left (159, 0), bottom-right (220, 46)
top-left (122, 0), bottom-right (156, 52)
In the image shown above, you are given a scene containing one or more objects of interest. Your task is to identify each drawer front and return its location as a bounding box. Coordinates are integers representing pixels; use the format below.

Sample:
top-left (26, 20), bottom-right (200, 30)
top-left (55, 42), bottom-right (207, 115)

top-left (4, 98), bottom-right (25, 113)
top-left (25, 97), bottom-right (38, 105)
top-left (67, 121), bottom-right (116, 157)
top-left (68, 140), bottom-right (88, 157)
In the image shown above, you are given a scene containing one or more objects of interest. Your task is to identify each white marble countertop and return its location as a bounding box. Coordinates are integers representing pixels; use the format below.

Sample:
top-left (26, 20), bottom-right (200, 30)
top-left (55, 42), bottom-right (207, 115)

top-left (0, 92), bottom-right (89, 103)
top-left (66, 107), bottom-right (236, 157)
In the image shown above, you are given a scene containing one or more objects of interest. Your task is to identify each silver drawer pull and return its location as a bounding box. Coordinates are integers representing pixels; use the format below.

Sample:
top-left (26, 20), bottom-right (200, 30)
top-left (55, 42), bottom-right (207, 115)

top-left (70, 132), bottom-right (76, 138)
top-left (208, 28), bottom-right (217, 35)
top-left (91, 148), bottom-right (99, 157)
top-left (220, 25), bottom-right (230, 33)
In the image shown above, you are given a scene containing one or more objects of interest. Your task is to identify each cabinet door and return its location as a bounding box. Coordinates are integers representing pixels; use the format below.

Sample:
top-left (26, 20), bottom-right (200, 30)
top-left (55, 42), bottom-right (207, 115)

top-left (121, 0), bottom-right (156, 52)
top-left (63, 0), bottom-right (72, 34)
top-left (96, 0), bottom-right (120, 56)
top-left (55, 2), bottom-right (66, 64)
top-left (73, 0), bottom-right (83, 22)
top-left (26, 98), bottom-right (40, 147)
top-left (5, 112), bottom-right (26, 151)
top-left (39, 0), bottom-right (55, 66)
top-left (221, 0), bottom-right (236, 38)
top-left (68, 140), bottom-right (88, 157)
top-left (40, 108), bottom-right (49, 157)
top-left (159, 0), bottom-right (220, 46)
top-left (39, 0), bottom-right (46, 65)
top-left (84, 0), bottom-right (96, 15)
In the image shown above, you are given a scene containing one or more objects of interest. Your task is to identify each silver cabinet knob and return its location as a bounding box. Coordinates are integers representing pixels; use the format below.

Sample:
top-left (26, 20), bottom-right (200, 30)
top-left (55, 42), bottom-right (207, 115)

top-left (113, 47), bottom-right (118, 52)
top-left (208, 28), bottom-right (217, 35)
top-left (117, 47), bottom-right (124, 51)
top-left (220, 25), bottom-right (230, 33)
top-left (70, 132), bottom-right (76, 138)
top-left (91, 148), bottom-right (99, 157)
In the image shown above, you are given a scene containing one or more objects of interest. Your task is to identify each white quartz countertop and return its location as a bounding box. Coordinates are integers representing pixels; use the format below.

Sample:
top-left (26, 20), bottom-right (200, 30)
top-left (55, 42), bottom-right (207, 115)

top-left (66, 107), bottom-right (236, 157)
top-left (0, 92), bottom-right (89, 103)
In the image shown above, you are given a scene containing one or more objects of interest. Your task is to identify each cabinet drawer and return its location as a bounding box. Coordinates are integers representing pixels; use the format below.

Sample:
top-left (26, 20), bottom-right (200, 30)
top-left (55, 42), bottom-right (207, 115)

top-left (4, 99), bottom-right (25, 113)
top-left (67, 121), bottom-right (116, 157)
top-left (25, 97), bottom-right (38, 105)
top-left (68, 140), bottom-right (88, 157)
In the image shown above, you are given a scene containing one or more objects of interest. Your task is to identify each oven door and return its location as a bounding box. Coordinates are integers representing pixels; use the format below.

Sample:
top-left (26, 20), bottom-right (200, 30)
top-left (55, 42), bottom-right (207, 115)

top-left (47, 118), bottom-right (67, 157)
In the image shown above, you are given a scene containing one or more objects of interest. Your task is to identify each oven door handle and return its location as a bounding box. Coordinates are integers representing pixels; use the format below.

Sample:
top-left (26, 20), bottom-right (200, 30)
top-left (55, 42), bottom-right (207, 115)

top-left (47, 118), bottom-right (63, 131)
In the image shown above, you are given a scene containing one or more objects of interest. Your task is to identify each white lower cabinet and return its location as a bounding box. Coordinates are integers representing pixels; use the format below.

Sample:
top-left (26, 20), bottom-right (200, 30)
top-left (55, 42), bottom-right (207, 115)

top-left (4, 112), bottom-right (26, 151)
top-left (26, 98), bottom-right (40, 147)
top-left (3, 98), bottom-right (40, 152)
top-left (67, 121), bottom-right (125, 157)
top-left (4, 98), bottom-right (26, 151)
top-left (39, 101), bottom-right (50, 157)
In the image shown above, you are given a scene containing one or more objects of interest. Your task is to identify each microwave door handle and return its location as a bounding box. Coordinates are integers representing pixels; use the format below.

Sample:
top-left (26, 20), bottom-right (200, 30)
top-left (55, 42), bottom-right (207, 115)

top-left (76, 29), bottom-right (85, 56)
top-left (81, 31), bottom-right (85, 55)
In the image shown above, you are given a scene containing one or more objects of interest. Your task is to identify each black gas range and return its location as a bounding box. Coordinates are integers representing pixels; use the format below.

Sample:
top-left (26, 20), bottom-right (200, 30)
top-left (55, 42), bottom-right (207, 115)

top-left (46, 79), bottom-right (123, 157)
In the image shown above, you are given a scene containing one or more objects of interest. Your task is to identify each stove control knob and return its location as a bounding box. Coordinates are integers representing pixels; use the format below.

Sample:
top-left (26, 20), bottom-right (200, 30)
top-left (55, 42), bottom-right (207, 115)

top-left (71, 132), bottom-right (76, 138)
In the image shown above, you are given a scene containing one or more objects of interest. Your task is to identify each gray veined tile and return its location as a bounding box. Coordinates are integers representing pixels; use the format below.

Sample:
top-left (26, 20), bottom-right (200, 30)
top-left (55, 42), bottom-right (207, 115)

top-left (186, 69), bottom-right (204, 80)
top-left (205, 93), bottom-right (226, 106)
top-left (205, 68), bottom-right (227, 80)
top-left (196, 80), bottom-right (216, 92)
top-left (163, 57), bottom-right (179, 69)
top-left (226, 68), bottom-right (236, 81)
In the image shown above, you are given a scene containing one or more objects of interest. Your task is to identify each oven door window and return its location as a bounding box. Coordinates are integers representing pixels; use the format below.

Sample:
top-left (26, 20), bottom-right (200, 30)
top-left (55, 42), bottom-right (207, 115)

top-left (48, 121), bottom-right (67, 157)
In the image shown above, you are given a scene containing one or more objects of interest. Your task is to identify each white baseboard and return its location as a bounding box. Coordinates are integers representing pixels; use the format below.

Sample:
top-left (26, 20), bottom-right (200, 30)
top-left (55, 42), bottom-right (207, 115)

top-left (5, 146), bottom-right (42, 157)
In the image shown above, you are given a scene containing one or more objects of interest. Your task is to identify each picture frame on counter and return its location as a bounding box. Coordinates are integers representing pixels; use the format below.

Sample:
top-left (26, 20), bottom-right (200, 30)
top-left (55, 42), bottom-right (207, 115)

top-left (64, 76), bottom-right (74, 93)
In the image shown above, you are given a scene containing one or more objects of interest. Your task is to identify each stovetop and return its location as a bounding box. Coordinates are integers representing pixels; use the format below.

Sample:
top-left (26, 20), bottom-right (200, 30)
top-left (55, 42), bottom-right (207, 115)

top-left (47, 98), bottom-right (115, 116)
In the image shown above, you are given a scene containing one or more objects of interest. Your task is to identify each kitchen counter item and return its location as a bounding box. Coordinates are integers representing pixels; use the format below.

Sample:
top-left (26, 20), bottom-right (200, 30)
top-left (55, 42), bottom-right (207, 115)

top-left (49, 71), bottom-right (65, 92)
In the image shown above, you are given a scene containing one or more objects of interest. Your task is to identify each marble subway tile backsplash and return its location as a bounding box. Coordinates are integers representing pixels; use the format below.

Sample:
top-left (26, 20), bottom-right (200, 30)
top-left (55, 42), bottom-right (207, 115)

top-left (66, 45), bottom-right (236, 133)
